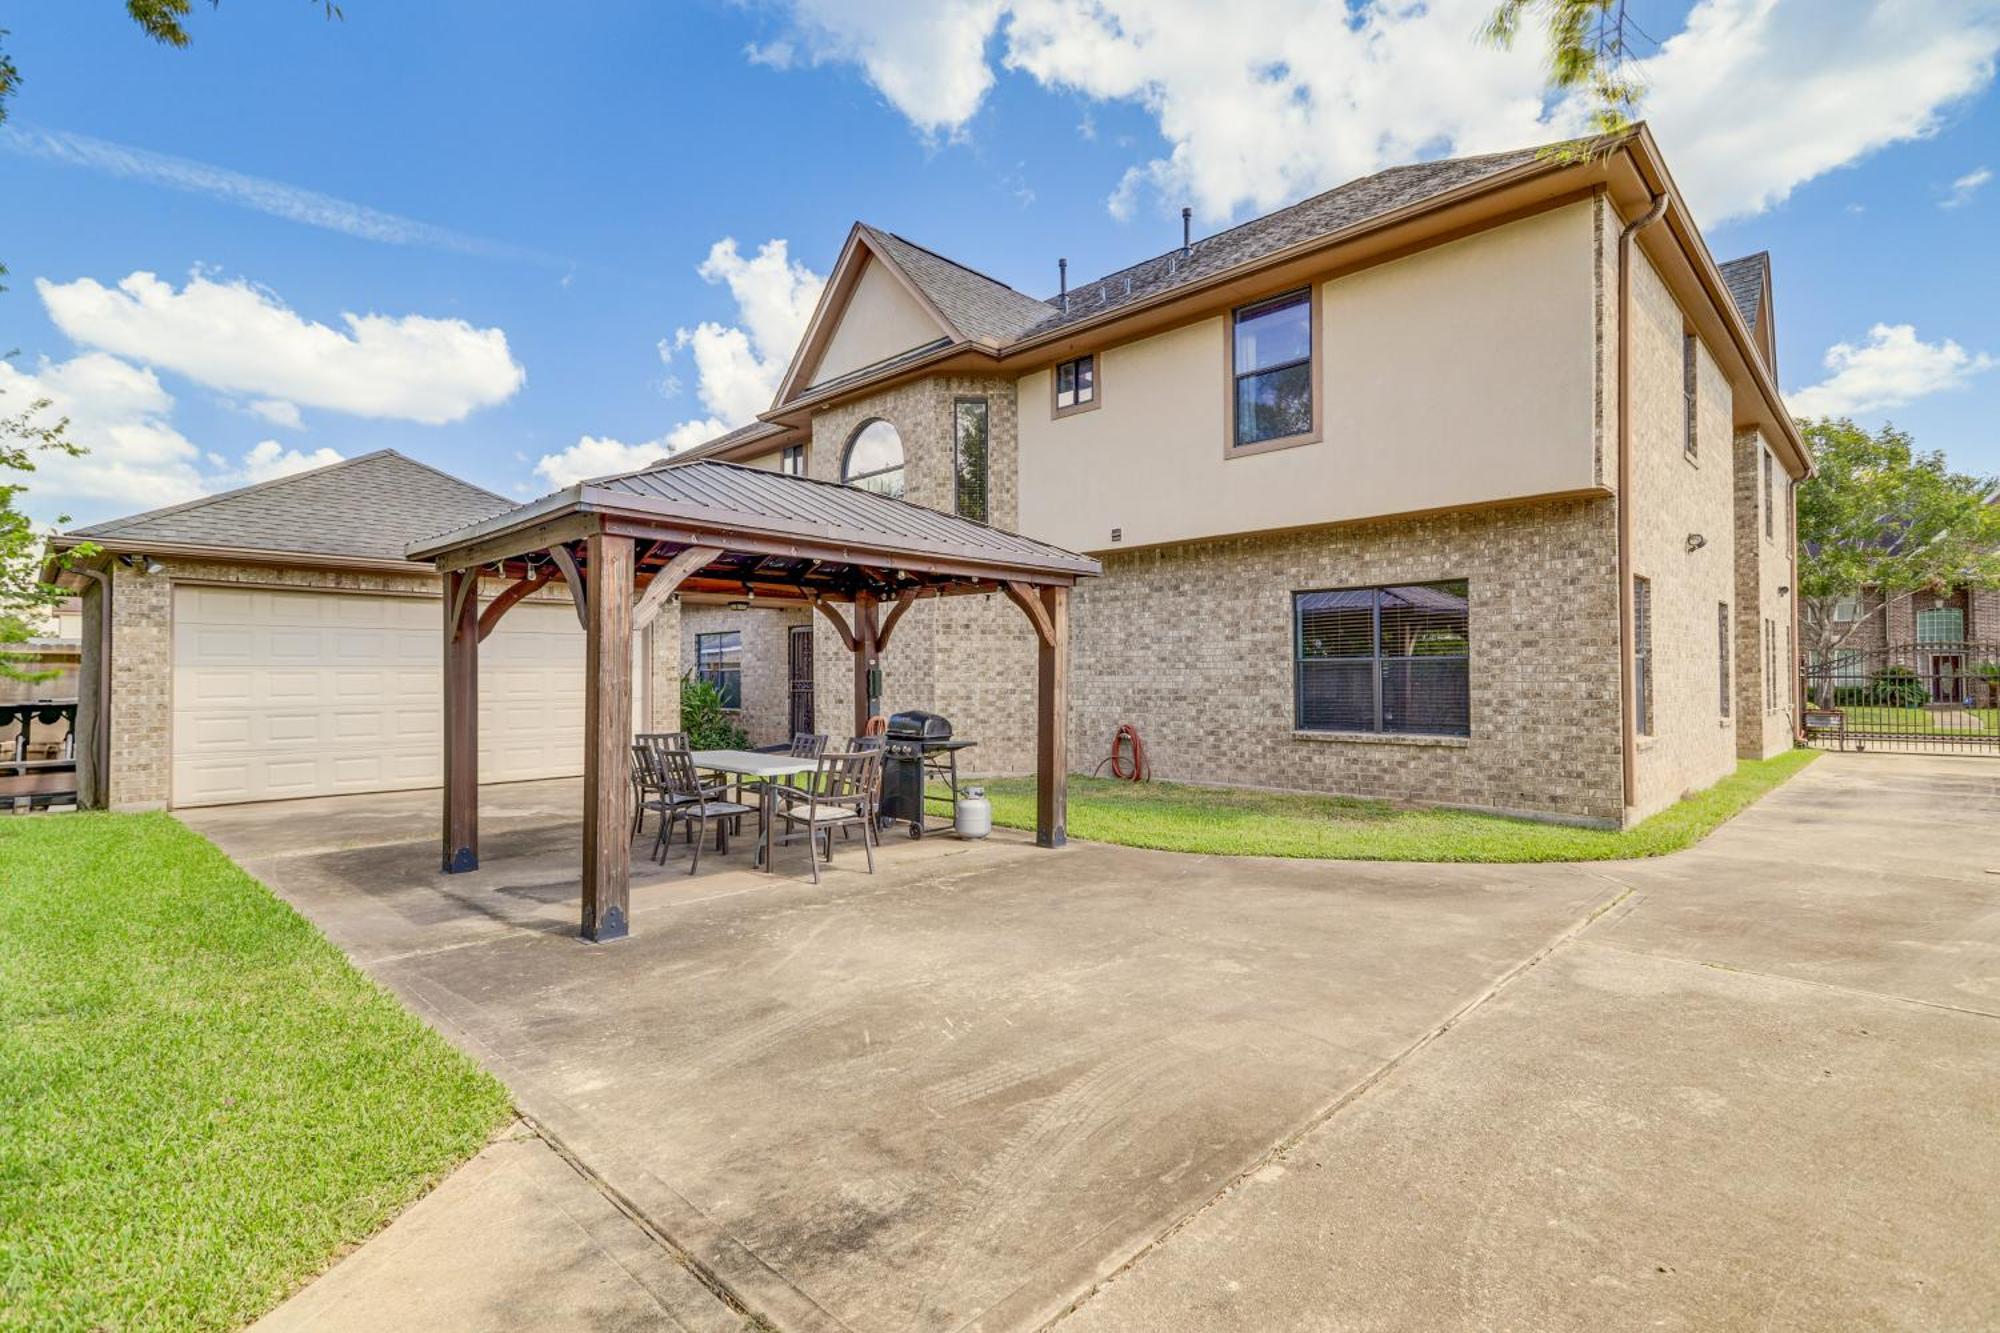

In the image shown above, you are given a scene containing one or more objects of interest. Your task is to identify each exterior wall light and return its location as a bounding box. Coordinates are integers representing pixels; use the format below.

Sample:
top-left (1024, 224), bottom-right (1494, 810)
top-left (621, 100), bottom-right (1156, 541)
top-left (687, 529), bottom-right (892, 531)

top-left (1685, 533), bottom-right (1707, 553)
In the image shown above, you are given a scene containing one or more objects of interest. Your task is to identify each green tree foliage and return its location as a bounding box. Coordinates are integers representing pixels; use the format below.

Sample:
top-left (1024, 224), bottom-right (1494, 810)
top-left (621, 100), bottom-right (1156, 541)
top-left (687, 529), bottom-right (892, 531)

top-left (1482, 0), bottom-right (1646, 138)
top-left (1797, 417), bottom-right (2000, 653)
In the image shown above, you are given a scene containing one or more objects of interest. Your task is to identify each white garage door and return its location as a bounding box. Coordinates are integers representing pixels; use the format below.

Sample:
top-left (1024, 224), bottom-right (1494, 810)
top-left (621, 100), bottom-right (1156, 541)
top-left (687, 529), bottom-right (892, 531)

top-left (171, 585), bottom-right (644, 807)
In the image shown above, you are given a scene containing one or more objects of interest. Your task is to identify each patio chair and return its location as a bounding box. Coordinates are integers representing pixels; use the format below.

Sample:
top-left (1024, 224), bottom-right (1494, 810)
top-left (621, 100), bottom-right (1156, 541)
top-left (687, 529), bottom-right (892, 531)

top-left (653, 747), bottom-right (757, 874)
top-left (771, 748), bottom-right (881, 884)
top-left (633, 733), bottom-right (724, 839)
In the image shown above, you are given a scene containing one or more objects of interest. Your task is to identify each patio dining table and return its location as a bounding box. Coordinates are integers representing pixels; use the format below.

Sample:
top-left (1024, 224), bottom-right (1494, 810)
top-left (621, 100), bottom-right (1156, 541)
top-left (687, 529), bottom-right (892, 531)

top-left (688, 749), bottom-right (819, 874)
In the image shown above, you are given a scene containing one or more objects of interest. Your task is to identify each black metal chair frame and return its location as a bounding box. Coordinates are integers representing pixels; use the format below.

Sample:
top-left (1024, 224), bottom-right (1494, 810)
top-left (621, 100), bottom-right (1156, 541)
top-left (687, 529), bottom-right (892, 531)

top-left (770, 748), bottom-right (881, 884)
top-left (653, 748), bottom-right (758, 874)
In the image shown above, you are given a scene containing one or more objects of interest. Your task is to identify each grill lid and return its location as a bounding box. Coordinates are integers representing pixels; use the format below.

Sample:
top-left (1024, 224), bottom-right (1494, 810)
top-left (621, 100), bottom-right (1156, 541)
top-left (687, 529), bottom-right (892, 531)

top-left (886, 709), bottom-right (952, 740)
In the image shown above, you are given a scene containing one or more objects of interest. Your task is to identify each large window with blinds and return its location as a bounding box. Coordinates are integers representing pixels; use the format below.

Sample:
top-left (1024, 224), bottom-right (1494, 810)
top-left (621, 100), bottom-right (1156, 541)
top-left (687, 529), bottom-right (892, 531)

top-left (1294, 581), bottom-right (1470, 737)
top-left (953, 397), bottom-right (989, 523)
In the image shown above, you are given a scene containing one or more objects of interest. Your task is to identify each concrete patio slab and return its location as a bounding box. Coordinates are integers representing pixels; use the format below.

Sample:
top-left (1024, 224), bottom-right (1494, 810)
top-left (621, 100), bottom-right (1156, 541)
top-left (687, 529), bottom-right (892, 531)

top-left (187, 780), bottom-right (1618, 1332)
top-left (198, 752), bottom-right (2000, 1332)
top-left (1056, 752), bottom-right (2000, 1331)
top-left (253, 1123), bottom-right (743, 1333)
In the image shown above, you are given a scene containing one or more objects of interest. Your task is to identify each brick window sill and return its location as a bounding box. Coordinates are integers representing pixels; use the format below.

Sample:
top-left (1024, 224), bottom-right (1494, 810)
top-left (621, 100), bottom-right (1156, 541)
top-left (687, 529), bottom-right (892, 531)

top-left (1291, 730), bottom-right (1469, 749)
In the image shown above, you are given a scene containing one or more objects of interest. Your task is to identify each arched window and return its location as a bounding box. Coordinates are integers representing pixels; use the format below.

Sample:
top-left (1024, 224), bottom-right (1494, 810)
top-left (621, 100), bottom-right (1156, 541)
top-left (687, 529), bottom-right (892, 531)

top-left (842, 419), bottom-right (905, 499)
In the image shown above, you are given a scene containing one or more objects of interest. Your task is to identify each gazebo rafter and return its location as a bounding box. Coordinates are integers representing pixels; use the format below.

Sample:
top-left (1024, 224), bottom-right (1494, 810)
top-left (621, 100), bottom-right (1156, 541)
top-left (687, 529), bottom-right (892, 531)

top-left (408, 459), bottom-right (1100, 943)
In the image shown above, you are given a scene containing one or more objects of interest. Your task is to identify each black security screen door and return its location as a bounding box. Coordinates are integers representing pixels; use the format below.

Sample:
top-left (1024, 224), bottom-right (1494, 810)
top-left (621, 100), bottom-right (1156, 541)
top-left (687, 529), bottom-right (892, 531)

top-left (788, 625), bottom-right (814, 737)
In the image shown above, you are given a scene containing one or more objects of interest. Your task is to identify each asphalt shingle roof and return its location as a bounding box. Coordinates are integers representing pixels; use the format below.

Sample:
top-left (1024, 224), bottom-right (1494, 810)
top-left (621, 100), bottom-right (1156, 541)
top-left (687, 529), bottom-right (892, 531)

top-left (69, 450), bottom-right (513, 562)
top-left (1026, 144), bottom-right (1550, 336)
top-left (1718, 252), bottom-right (1768, 332)
top-left (850, 145), bottom-right (1557, 358)
top-left (859, 225), bottom-right (1057, 346)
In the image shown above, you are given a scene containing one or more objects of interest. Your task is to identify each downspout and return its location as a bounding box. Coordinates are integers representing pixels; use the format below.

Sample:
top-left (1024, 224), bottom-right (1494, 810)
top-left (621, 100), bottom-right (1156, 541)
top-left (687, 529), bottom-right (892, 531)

top-left (1616, 189), bottom-right (1669, 819)
top-left (71, 563), bottom-right (115, 809)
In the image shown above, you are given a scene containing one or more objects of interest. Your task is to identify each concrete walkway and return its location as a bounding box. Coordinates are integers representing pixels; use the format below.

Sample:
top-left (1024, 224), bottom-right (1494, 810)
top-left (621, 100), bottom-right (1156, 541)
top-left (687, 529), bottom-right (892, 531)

top-left (192, 753), bottom-right (2000, 1332)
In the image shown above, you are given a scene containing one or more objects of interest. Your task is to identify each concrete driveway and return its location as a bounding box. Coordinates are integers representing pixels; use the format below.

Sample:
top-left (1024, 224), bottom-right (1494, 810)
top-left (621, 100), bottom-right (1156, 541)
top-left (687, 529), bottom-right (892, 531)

top-left (191, 752), bottom-right (2000, 1332)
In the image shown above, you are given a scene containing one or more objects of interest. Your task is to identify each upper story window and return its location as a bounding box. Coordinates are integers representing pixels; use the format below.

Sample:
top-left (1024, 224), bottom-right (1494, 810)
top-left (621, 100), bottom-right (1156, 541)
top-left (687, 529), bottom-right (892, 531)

top-left (1832, 596), bottom-right (1860, 623)
top-left (1294, 581), bottom-right (1470, 737)
top-left (1232, 289), bottom-right (1315, 450)
top-left (953, 397), bottom-right (990, 523)
top-left (1054, 354), bottom-right (1097, 416)
top-left (1762, 447), bottom-right (1774, 538)
top-left (780, 444), bottom-right (806, 476)
top-left (1682, 331), bottom-right (1699, 460)
top-left (842, 419), bottom-right (905, 499)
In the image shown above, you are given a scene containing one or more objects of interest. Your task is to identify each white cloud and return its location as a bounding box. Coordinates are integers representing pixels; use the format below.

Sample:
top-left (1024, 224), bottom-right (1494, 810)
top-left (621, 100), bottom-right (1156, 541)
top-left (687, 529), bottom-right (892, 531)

top-left (1787, 323), bottom-right (1997, 418)
top-left (1942, 164), bottom-right (1993, 206)
top-left (531, 420), bottom-right (729, 490)
top-left (0, 354), bottom-right (357, 525)
top-left (533, 237), bottom-right (825, 490)
top-left (236, 440), bottom-right (344, 483)
top-left (665, 238), bottom-right (826, 422)
top-left (748, 0), bottom-right (2000, 225)
top-left (0, 125), bottom-right (557, 264)
top-left (38, 269), bottom-right (526, 426)
top-left (246, 398), bottom-right (304, 428)
top-left (0, 352), bottom-right (206, 523)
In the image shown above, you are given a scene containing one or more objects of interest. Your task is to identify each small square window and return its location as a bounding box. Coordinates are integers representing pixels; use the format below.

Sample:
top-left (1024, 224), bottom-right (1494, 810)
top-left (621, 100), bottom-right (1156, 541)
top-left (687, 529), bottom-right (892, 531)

top-left (1054, 354), bottom-right (1096, 416)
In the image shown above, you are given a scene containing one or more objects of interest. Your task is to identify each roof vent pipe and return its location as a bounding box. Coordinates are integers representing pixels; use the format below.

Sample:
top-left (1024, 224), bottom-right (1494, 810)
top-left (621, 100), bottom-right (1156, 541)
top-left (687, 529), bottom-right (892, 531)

top-left (1181, 206), bottom-right (1192, 256)
top-left (1058, 258), bottom-right (1068, 313)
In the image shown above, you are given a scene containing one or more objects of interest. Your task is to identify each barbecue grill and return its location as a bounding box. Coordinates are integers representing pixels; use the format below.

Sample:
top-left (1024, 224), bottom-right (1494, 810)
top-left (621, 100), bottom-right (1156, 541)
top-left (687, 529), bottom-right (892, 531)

top-left (879, 710), bottom-right (977, 839)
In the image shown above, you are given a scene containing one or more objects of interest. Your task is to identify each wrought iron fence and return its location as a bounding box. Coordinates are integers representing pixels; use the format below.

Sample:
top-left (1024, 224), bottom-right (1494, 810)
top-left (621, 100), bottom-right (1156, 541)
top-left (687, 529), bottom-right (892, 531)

top-left (1800, 640), bottom-right (2000, 754)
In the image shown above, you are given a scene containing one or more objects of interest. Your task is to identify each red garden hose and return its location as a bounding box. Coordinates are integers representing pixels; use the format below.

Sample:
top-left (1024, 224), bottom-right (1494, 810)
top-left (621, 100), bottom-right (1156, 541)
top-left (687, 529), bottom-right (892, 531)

top-left (1104, 723), bottom-right (1148, 782)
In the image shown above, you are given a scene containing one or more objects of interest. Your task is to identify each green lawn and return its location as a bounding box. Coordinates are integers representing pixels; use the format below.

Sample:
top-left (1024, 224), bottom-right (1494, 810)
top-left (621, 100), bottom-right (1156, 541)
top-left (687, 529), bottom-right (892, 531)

top-left (1833, 705), bottom-right (1998, 736)
top-left (979, 749), bottom-right (1816, 862)
top-left (0, 813), bottom-right (513, 1332)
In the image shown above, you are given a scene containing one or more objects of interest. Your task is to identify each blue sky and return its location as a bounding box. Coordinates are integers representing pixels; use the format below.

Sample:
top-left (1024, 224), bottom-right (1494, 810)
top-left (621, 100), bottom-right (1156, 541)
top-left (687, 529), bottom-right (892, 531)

top-left (2, 0), bottom-right (1996, 529)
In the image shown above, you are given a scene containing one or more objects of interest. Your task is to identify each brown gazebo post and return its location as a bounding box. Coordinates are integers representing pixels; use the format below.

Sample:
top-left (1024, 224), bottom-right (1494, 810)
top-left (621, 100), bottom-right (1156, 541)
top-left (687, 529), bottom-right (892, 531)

top-left (580, 533), bottom-right (635, 942)
top-left (441, 567), bottom-right (480, 872)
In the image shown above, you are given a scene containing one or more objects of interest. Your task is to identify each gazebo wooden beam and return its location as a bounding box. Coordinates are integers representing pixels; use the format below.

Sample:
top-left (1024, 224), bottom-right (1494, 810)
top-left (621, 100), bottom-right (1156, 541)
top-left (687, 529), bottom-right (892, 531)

top-left (815, 599), bottom-right (858, 652)
top-left (874, 587), bottom-right (921, 653)
top-left (580, 532), bottom-right (635, 943)
top-left (441, 568), bottom-right (480, 873)
top-left (547, 544), bottom-right (589, 631)
top-left (853, 593), bottom-right (881, 738)
top-left (1035, 586), bottom-right (1069, 848)
top-left (476, 569), bottom-right (557, 642)
top-left (633, 544), bottom-right (723, 630)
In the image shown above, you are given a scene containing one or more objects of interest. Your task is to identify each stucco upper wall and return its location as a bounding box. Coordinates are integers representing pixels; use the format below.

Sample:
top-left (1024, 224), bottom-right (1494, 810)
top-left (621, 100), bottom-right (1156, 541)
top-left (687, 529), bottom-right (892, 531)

top-left (1017, 201), bottom-right (1601, 552)
top-left (811, 257), bottom-right (946, 388)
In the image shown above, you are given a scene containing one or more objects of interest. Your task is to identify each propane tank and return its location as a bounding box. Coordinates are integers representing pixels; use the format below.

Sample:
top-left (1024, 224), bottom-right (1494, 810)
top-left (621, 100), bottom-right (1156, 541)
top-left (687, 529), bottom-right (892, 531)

top-left (955, 787), bottom-right (992, 839)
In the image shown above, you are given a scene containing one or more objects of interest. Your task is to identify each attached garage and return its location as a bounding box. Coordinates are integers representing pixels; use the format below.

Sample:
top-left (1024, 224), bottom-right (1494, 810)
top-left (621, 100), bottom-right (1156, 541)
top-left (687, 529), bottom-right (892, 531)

top-left (170, 585), bottom-right (644, 806)
top-left (49, 450), bottom-right (673, 811)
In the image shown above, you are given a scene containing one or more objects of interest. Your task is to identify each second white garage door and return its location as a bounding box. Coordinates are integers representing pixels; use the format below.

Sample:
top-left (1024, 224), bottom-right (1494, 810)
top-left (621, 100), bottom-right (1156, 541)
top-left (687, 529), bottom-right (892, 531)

top-left (171, 584), bottom-right (644, 807)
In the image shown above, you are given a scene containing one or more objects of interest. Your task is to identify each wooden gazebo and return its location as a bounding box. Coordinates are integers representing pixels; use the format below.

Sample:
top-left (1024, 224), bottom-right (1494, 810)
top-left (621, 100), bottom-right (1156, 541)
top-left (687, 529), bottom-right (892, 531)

top-left (407, 459), bottom-right (1101, 942)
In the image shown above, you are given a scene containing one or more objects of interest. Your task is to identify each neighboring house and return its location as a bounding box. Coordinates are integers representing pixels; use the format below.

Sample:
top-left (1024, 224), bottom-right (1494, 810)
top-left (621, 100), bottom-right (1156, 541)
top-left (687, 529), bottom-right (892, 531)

top-left (49, 125), bottom-right (1807, 827)
top-left (663, 124), bottom-right (1806, 827)
top-left (44, 451), bottom-right (650, 810)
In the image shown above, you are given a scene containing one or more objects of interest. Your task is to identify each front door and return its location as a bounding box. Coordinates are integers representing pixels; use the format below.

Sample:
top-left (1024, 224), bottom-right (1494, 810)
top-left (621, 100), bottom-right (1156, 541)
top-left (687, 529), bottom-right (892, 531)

top-left (1929, 653), bottom-right (1964, 703)
top-left (788, 625), bottom-right (815, 738)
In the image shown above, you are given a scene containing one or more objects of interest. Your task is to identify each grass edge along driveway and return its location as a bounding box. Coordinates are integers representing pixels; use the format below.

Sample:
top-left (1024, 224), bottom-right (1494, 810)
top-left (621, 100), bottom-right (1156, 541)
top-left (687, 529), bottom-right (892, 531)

top-left (0, 812), bottom-right (512, 1333)
top-left (984, 749), bottom-right (1816, 862)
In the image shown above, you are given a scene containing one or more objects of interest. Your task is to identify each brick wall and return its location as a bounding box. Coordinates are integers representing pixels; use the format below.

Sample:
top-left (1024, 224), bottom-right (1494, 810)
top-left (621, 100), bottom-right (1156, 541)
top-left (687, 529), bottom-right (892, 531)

top-left (1624, 243), bottom-right (1740, 817)
top-left (1732, 428), bottom-right (1797, 759)
top-left (803, 373), bottom-right (1031, 761)
top-left (678, 602), bottom-right (811, 746)
top-left (1070, 498), bottom-right (1625, 825)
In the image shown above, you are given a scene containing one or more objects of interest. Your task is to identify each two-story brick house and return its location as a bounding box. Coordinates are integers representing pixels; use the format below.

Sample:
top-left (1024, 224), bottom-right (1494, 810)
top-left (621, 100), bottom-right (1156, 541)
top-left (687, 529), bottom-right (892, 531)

top-left (663, 125), bottom-right (1809, 828)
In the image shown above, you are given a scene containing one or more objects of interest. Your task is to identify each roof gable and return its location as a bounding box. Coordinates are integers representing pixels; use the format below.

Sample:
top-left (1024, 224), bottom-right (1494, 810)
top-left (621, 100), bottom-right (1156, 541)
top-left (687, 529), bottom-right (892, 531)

top-left (809, 251), bottom-right (952, 389)
top-left (68, 450), bottom-right (513, 563)
top-left (1717, 251), bottom-right (1774, 369)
